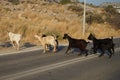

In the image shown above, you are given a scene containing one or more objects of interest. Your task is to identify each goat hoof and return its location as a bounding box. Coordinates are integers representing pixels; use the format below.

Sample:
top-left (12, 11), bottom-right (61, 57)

top-left (98, 55), bottom-right (102, 57)
top-left (109, 55), bottom-right (112, 58)
top-left (85, 54), bottom-right (88, 56)
top-left (93, 53), bottom-right (96, 54)
top-left (53, 52), bottom-right (56, 53)
top-left (53, 50), bottom-right (57, 53)
top-left (17, 48), bottom-right (20, 50)
top-left (43, 51), bottom-right (46, 54)
top-left (78, 54), bottom-right (82, 56)
top-left (65, 52), bottom-right (68, 54)
top-left (65, 53), bottom-right (69, 55)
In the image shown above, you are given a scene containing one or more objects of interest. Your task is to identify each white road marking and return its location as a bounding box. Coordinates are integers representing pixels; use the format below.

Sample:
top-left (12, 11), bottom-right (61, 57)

top-left (0, 55), bottom-right (97, 80)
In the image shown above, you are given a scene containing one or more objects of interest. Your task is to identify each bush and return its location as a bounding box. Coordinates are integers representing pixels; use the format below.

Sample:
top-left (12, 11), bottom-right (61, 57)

top-left (68, 5), bottom-right (83, 12)
top-left (86, 13), bottom-right (104, 24)
top-left (104, 5), bottom-right (118, 15)
top-left (8, 0), bottom-right (20, 5)
top-left (60, 0), bottom-right (71, 4)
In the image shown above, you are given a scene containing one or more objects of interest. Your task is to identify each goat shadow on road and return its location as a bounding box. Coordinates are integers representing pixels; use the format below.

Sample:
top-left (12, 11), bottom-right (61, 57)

top-left (57, 45), bottom-right (86, 54)
top-left (0, 42), bottom-right (12, 48)
top-left (48, 45), bottom-right (66, 53)
top-left (57, 45), bottom-right (66, 52)
top-left (23, 42), bottom-right (36, 48)
top-left (44, 45), bottom-right (80, 54)
top-left (0, 42), bottom-right (36, 49)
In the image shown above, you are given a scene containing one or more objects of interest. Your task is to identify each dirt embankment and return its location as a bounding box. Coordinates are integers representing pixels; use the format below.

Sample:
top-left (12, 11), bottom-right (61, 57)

top-left (0, 0), bottom-right (120, 46)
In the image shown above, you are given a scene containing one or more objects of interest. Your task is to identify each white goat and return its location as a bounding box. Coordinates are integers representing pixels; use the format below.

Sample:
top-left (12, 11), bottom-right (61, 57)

top-left (34, 34), bottom-right (58, 53)
top-left (7, 31), bottom-right (22, 50)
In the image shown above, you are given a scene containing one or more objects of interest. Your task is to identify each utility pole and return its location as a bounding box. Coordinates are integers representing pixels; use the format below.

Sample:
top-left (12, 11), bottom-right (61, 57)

top-left (82, 0), bottom-right (86, 36)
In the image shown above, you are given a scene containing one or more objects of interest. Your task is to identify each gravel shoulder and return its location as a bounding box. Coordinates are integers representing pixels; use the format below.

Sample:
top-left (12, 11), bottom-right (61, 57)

top-left (0, 46), bottom-right (42, 56)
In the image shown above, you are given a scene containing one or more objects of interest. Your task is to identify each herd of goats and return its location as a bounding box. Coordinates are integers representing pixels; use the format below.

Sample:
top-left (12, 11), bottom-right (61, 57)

top-left (7, 31), bottom-right (115, 58)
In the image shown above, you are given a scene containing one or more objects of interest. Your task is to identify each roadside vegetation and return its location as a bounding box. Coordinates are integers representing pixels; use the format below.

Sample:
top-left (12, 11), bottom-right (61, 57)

top-left (0, 0), bottom-right (120, 46)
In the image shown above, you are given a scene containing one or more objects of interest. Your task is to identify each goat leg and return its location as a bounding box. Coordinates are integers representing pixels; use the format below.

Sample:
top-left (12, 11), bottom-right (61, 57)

top-left (85, 50), bottom-right (88, 56)
top-left (46, 45), bottom-right (50, 51)
top-left (78, 50), bottom-right (88, 56)
top-left (78, 49), bottom-right (82, 56)
top-left (11, 41), bottom-right (16, 49)
top-left (78, 53), bottom-right (82, 56)
top-left (53, 45), bottom-right (57, 53)
top-left (65, 46), bottom-right (70, 54)
top-left (93, 47), bottom-right (97, 54)
top-left (111, 46), bottom-right (114, 56)
top-left (16, 41), bottom-right (20, 50)
top-left (99, 49), bottom-right (104, 57)
top-left (43, 45), bottom-right (46, 53)
top-left (108, 49), bottom-right (112, 58)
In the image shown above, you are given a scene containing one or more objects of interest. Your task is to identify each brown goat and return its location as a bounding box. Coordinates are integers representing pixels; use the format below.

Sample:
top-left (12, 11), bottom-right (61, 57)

top-left (63, 33), bottom-right (89, 56)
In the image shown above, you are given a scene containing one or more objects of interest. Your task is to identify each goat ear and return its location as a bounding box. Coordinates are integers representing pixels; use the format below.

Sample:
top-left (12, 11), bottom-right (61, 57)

top-left (67, 33), bottom-right (72, 36)
top-left (56, 35), bottom-right (59, 38)
top-left (92, 33), bottom-right (95, 36)
top-left (91, 33), bottom-right (95, 37)
top-left (64, 32), bottom-right (68, 34)
top-left (90, 32), bottom-right (94, 36)
top-left (42, 34), bottom-right (46, 37)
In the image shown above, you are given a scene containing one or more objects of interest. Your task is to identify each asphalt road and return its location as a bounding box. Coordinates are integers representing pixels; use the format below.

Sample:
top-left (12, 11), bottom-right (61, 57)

top-left (0, 38), bottom-right (120, 80)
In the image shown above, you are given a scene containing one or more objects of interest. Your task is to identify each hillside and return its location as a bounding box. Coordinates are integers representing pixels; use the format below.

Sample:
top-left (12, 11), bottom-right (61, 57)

top-left (0, 0), bottom-right (120, 45)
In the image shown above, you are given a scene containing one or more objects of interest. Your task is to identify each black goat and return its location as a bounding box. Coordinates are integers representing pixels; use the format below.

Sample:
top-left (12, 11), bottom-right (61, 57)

top-left (63, 33), bottom-right (89, 56)
top-left (88, 33), bottom-right (114, 58)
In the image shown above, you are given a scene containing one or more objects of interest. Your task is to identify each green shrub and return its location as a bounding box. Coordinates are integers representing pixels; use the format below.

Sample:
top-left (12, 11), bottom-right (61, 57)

top-left (8, 0), bottom-right (20, 5)
top-left (86, 13), bottom-right (104, 24)
top-left (60, 0), bottom-right (71, 4)
top-left (4, 8), bottom-right (11, 12)
top-left (104, 5), bottom-right (118, 15)
top-left (68, 5), bottom-right (83, 12)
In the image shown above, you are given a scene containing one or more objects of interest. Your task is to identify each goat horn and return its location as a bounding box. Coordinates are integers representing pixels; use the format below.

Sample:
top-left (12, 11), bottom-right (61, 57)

top-left (67, 33), bottom-right (72, 36)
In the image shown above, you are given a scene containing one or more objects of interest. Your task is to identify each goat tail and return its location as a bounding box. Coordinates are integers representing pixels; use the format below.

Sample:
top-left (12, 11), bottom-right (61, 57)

top-left (111, 36), bottom-right (113, 40)
top-left (85, 41), bottom-right (90, 44)
top-left (34, 35), bottom-right (39, 39)
top-left (110, 36), bottom-right (115, 47)
top-left (111, 36), bottom-right (114, 45)
top-left (87, 41), bottom-right (90, 44)
top-left (52, 34), bottom-right (59, 40)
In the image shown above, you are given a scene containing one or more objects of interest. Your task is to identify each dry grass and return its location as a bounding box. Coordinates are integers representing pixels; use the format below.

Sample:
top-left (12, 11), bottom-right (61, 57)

top-left (87, 23), bottom-right (120, 38)
top-left (0, 3), bottom-right (120, 45)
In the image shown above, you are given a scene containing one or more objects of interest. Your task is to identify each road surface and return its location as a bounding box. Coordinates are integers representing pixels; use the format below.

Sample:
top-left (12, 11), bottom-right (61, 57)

top-left (0, 38), bottom-right (120, 80)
